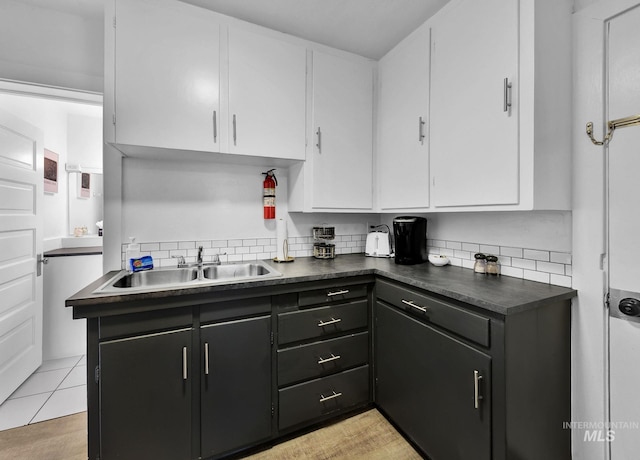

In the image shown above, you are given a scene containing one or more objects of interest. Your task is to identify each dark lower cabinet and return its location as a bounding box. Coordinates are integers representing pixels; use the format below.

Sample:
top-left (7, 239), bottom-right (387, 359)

top-left (200, 315), bottom-right (272, 458)
top-left (376, 301), bottom-right (492, 460)
top-left (99, 328), bottom-right (192, 460)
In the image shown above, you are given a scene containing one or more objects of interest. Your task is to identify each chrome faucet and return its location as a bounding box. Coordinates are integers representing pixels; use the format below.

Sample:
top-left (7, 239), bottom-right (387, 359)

top-left (172, 254), bottom-right (187, 268)
top-left (197, 246), bottom-right (204, 267)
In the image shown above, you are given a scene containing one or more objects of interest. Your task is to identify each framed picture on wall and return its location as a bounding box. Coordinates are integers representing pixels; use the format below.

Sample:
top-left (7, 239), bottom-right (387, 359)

top-left (80, 172), bottom-right (90, 198)
top-left (44, 149), bottom-right (58, 193)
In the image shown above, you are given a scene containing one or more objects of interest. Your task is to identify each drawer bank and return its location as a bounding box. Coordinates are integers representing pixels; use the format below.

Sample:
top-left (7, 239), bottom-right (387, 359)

top-left (67, 254), bottom-right (575, 460)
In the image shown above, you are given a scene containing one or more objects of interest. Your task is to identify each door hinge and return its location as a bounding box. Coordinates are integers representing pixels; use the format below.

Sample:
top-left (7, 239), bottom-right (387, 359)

top-left (270, 331), bottom-right (274, 346)
top-left (271, 403), bottom-right (275, 417)
top-left (94, 365), bottom-right (100, 384)
top-left (605, 291), bottom-right (611, 308)
top-left (112, 114), bottom-right (116, 125)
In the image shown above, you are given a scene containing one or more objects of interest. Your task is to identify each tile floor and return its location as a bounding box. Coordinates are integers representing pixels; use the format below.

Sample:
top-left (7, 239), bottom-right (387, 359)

top-left (0, 355), bottom-right (87, 431)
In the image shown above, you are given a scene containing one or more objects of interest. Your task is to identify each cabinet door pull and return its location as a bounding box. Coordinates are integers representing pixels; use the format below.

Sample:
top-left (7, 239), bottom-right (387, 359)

top-left (317, 317), bottom-right (342, 327)
top-left (503, 77), bottom-right (512, 113)
top-left (327, 289), bottom-right (349, 297)
top-left (182, 347), bottom-right (188, 380)
top-left (233, 114), bottom-right (237, 145)
top-left (317, 353), bottom-right (341, 365)
top-left (316, 127), bottom-right (322, 153)
top-left (212, 110), bottom-right (217, 143)
top-left (319, 391), bottom-right (342, 403)
top-left (401, 299), bottom-right (427, 313)
top-left (474, 370), bottom-right (484, 409)
top-left (418, 116), bottom-right (426, 144)
top-left (204, 342), bottom-right (209, 375)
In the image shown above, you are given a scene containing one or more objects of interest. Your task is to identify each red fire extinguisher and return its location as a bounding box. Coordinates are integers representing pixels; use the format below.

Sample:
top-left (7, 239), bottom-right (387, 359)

top-left (262, 169), bottom-right (277, 219)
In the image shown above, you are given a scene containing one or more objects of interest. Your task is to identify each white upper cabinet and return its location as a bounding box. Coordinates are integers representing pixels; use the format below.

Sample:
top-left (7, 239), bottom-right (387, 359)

top-left (430, 0), bottom-right (518, 208)
top-left (288, 50), bottom-right (374, 212)
top-left (107, 0), bottom-right (306, 161)
top-left (309, 51), bottom-right (374, 210)
top-left (428, 0), bottom-right (572, 211)
top-left (376, 22), bottom-right (431, 211)
top-left (227, 27), bottom-right (306, 160)
top-left (112, 0), bottom-right (220, 152)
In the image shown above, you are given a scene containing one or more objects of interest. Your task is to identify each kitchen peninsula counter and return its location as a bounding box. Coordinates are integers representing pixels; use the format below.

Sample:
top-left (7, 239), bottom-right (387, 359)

top-left (67, 254), bottom-right (575, 317)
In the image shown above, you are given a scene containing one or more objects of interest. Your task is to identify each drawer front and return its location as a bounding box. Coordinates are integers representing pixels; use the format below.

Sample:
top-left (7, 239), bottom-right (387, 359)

top-left (278, 365), bottom-right (370, 430)
top-left (298, 284), bottom-right (368, 307)
top-left (376, 279), bottom-right (490, 347)
top-left (278, 300), bottom-right (368, 345)
top-left (278, 332), bottom-right (369, 386)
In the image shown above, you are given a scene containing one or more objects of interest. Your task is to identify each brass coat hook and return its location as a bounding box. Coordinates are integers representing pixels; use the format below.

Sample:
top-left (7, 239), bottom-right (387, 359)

top-left (586, 114), bottom-right (640, 146)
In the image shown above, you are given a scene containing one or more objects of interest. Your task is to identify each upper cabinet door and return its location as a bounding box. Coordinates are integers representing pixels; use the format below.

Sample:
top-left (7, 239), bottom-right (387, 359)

top-left (228, 28), bottom-right (306, 161)
top-left (311, 51), bottom-right (373, 210)
top-left (114, 0), bottom-right (220, 152)
top-left (430, 0), bottom-right (518, 207)
top-left (377, 23), bottom-right (430, 211)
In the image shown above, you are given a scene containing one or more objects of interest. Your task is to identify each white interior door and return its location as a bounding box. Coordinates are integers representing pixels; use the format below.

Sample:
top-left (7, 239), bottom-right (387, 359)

top-left (607, 5), bottom-right (640, 458)
top-left (0, 109), bottom-right (43, 404)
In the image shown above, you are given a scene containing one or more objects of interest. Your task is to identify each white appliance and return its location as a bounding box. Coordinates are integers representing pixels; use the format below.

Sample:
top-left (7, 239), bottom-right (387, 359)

top-left (607, 9), bottom-right (640, 459)
top-left (365, 226), bottom-right (393, 258)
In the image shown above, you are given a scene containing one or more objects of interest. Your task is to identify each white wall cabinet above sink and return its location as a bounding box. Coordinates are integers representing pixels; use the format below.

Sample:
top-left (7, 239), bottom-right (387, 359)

top-left (105, 0), bottom-right (306, 162)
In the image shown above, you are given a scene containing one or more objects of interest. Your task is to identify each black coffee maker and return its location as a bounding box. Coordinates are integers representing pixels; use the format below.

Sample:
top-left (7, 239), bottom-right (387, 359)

top-left (393, 216), bottom-right (427, 265)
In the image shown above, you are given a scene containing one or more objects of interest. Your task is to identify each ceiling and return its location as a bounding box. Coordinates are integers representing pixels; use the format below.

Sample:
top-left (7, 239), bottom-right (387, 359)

top-left (17, 0), bottom-right (450, 60)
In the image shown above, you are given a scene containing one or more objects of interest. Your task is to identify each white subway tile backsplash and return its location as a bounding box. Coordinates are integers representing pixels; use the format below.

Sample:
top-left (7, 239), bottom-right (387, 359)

top-left (536, 261), bottom-right (565, 275)
top-left (242, 253), bottom-right (258, 261)
top-left (212, 240), bottom-right (228, 248)
top-left (196, 241), bottom-right (212, 249)
top-left (257, 238), bottom-right (271, 246)
top-left (235, 246), bottom-right (250, 254)
top-left (243, 239), bottom-right (257, 247)
top-left (500, 246), bottom-right (523, 258)
top-left (523, 270), bottom-right (550, 284)
top-left (512, 258), bottom-right (536, 270)
top-left (140, 243), bottom-right (159, 252)
top-left (523, 249), bottom-right (550, 262)
top-left (427, 239), bottom-right (572, 288)
top-left (228, 240), bottom-right (243, 247)
top-left (160, 242), bottom-right (178, 251)
top-left (178, 241), bottom-right (195, 250)
top-left (446, 241), bottom-right (462, 250)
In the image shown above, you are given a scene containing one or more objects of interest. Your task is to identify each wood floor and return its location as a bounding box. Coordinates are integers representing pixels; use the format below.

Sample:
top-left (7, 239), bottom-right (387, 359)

top-left (0, 409), bottom-right (421, 460)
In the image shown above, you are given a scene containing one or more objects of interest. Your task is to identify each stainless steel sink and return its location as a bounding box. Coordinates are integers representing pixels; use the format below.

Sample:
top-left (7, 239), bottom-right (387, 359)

top-left (95, 260), bottom-right (281, 293)
top-left (111, 267), bottom-right (199, 288)
top-left (202, 263), bottom-right (271, 280)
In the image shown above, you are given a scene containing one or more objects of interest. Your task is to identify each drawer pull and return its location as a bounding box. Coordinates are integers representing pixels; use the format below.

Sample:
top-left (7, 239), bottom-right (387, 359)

top-left (327, 289), bottom-right (350, 297)
top-left (317, 353), bottom-right (341, 365)
top-left (204, 342), bottom-right (209, 376)
top-left (474, 370), bottom-right (484, 409)
top-left (318, 317), bottom-right (342, 327)
top-left (401, 299), bottom-right (427, 313)
top-left (319, 391), bottom-right (343, 403)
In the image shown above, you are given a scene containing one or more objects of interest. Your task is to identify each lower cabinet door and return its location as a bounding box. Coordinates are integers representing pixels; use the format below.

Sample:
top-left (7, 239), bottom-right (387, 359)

top-left (278, 365), bottom-right (369, 430)
top-left (376, 302), bottom-right (492, 460)
top-left (99, 329), bottom-right (192, 460)
top-left (200, 315), bottom-right (272, 458)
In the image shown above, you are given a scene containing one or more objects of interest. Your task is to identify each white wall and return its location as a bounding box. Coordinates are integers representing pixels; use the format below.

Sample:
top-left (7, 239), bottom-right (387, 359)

top-left (121, 158), bottom-right (374, 246)
top-left (0, 0), bottom-right (103, 93)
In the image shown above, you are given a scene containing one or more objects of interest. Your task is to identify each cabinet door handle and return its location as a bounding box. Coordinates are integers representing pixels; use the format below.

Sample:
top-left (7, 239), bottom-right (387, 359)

top-left (418, 116), bottom-right (426, 144)
top-left (182, 347), bottom-right (188, 381)
top-left (204, 342), bottom-right (209, 375)
top-left (503, 77), bottom-right (512, 113)
top-left (317, 353), bottom-right (341, 365)
top-left (212, 110), bottom-right (217, 143)
top-left (327, 289), bottom-right (349, 297)
top-left (317, 317), bottom-right (342, 327)
top-left (233, 114), bottom-right (237, 145)
top-left (474, 370), bottom-right (484, 409)
top-left (401, 299), bottom-right (427, 313)
top-left (316, 127), bottom-right (322, 153)
top-left (319, 391), bottom-right (342, 403)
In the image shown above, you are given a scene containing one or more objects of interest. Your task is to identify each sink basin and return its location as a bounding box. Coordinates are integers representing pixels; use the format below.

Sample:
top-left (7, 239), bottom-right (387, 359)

top-left (112, 267), bottom-right (199, 288)
top-left (95, 260), bottom-right (281, 293)
top-left (202, 263), bottom-right (272, 280)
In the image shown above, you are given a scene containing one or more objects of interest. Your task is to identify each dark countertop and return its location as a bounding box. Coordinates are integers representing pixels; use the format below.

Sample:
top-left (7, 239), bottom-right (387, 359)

top-left (45, 246), bottom-right (103, 257)
top-left (66, 254), bottom-right (576, 317)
